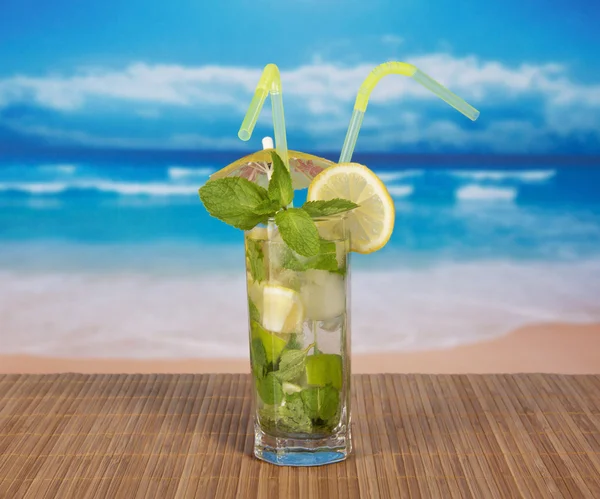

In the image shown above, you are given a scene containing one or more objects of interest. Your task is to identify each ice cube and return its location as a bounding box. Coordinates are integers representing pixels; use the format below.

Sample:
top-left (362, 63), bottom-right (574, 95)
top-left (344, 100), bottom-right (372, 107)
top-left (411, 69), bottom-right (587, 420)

top-left (300, 269), bottom-right (346, 321)
top-left (335, 240), bottom-right (347, 270)
top-left (271, 269), bottom-right (301, 291)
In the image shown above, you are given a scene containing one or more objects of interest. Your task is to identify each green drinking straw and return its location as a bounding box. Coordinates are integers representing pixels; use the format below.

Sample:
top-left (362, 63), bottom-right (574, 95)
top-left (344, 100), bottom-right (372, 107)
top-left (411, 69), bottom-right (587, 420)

top-left (238, 64), bottom-right (289, 170)
top-left (339, 62), bottom-right (480, 163)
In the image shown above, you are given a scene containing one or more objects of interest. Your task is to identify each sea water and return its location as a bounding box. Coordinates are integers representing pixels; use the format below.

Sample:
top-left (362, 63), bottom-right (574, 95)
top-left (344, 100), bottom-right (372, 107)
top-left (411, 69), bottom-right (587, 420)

top-left (1, 156), bottom-right (599, 357)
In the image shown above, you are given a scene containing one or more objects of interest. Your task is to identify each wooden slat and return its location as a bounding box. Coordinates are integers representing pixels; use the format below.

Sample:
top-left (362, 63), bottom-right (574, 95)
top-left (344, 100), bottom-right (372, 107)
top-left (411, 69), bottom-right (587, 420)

top-left (0, 373), bottom-right (599, 499)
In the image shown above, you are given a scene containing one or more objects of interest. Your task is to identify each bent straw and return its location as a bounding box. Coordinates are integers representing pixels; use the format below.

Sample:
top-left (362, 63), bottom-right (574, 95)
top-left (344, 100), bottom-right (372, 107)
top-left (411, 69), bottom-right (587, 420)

top-left (339, 61), bottom-right (480, 163)
top-left (238, 64), bottom-right (289, 170)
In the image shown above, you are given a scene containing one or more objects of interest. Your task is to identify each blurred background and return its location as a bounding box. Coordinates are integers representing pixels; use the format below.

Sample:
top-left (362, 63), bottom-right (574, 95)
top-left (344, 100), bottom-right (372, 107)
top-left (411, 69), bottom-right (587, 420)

top-left (1, 0), bottom-right (599, 373)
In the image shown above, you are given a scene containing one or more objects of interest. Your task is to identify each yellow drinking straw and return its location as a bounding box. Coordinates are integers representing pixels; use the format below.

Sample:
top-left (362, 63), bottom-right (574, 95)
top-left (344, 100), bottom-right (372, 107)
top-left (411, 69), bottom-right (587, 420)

top-left (238, 64), bottom-right (289, 170)
top-left (339, 62), bottom-right (480, 162)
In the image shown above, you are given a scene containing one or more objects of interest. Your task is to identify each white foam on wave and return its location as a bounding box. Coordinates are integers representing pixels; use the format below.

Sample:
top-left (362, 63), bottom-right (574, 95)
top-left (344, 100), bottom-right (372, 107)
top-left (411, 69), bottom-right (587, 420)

top-left (0, 180), bottom-right (199, 196)
top-left (94, 181), bottom-right (198, 196)
top-left (168, 166), bottom-right (214, 180)
top-left (456, 184), bottom-right (517, 201)
top-left (451, 170), bottom-right (556, 182)
top-left (377, 170), bottom-right (423, 182)
top-left (38, 164), bottom-right (77, 175)
top-left (387, 185), bottom-right (414, 198)
top-left (0, 182), bottom-right (69, 194)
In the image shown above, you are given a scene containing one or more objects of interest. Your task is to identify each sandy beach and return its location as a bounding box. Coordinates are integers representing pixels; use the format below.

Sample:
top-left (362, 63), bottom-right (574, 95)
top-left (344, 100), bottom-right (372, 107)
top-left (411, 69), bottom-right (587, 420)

top-left (2, 323), bottom-right (598, 374)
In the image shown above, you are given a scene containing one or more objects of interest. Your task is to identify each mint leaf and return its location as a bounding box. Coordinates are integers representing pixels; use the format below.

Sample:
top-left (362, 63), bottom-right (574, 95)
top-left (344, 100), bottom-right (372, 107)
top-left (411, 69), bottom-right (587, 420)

top-left (286, 333), bottom-right (302, 350)
top-left (199, 177), bottom-right (269, 230)
top-left (310, 239), bottom-right (339, 272)
top-left (281, 238), bottom-right (341, 273)
top-left (319, 239), bottom-right (336, 253)
top-left (301, 385), bottom-right (340, 422)
top-left (279, 393), bottom-right (312, 433)
top-left (250, 338), bottom-right (267, 380)
top-left (257, 372), bottom-right (283, 405)
top-left (280, 247), bottom-right (307, 272)
top-left (246, 238), bottom-right (265, 282)
top-left (275, 343), bottom-right (313, 383)
top-left (268, 151), bottom-right (294, 208)
top-left (281, 245), bottom-right (306, 272)
top-left (248, 298), bottom-right (261, 323)
top-left (253, 198), bottom-right (281, 217)
top-left (302, 199), bottom-right (358, 217)
top-left (258, 393), bottom-right (312, 434)
top-left (275, 208), bottom-right (320, 257)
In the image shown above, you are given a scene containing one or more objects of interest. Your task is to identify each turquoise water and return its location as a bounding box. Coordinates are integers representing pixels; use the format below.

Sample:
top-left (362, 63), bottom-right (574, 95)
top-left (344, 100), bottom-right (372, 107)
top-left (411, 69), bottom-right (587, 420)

top-left (1, 158), bottom-right (600, 271)
top-left (1, 156), bottom-right (599, 358)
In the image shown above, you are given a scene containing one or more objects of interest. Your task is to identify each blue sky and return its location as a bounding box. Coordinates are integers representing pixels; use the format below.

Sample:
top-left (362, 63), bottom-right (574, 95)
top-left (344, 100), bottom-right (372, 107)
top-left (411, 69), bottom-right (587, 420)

top-left (1, 0), bottom-right (599, 155)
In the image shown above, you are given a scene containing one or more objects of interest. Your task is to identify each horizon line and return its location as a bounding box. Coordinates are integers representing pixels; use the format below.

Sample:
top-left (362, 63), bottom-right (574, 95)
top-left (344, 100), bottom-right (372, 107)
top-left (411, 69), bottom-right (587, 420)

top-left (1, 146), bottom-right (600, 166)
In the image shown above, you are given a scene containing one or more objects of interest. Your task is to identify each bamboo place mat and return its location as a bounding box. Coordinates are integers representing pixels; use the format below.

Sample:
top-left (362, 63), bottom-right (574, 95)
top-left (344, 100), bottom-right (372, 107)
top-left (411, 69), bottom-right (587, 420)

top-left (0, 374), bottom-right (599, 499)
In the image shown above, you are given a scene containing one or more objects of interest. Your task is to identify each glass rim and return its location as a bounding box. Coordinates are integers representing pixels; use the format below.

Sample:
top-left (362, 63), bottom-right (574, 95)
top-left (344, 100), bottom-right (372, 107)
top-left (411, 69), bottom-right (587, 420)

top-left (259, 212), bottom-right (349, 224)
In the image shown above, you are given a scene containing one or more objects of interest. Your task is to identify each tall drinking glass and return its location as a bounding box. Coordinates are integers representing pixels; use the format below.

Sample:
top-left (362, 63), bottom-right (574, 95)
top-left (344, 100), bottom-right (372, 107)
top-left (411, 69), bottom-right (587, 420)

top-left (245, 215), bottom-right (352, 466)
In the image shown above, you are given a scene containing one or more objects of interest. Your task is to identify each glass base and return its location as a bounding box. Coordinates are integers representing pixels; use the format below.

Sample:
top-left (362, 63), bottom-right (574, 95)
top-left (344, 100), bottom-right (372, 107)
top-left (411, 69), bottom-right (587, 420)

top-left (254, 424), bottom-right (352, 467)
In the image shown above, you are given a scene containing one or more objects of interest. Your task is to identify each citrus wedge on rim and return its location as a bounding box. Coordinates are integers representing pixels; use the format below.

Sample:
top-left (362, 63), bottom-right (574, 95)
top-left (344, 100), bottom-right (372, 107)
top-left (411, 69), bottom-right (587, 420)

top-left (307, 163), bottom-right (395, 254)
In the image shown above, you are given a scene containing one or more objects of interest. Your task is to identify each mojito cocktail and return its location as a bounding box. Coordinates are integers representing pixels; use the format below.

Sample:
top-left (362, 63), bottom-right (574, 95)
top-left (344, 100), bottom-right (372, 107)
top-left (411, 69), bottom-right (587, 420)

top-left (200, 150), bottom-right (395, 466)
top-left (245, 217), bottom-right (351, 465)
top-left (199, 59), bottom-right (477, 467)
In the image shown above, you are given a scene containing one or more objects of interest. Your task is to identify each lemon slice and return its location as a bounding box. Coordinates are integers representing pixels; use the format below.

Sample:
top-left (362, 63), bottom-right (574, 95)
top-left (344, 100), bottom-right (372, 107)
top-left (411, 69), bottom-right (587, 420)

top-left (307, 163), bottom-right (395, 254)
top-left (261, 285), bottom-right (304, 334)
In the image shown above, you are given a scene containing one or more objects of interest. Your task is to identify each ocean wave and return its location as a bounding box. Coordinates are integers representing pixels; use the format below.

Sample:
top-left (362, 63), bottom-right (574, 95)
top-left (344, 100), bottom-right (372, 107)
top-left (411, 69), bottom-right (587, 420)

top-left (0, 182), bottom-right (70, 194)
top-left (377, 170), bottom-right (423, 182)
top-left (0, 181), bottom-right (199, 196)
top-left (167, 166), bottom-right (214, 179)
top-left (387, 185), bottom-right (414, 198)
top-left (38, 164), bottom-right (78, 175)
top-left (456, 185), bottom-right (517, 201)
top-left (451, 170), bottom-right (556, 182)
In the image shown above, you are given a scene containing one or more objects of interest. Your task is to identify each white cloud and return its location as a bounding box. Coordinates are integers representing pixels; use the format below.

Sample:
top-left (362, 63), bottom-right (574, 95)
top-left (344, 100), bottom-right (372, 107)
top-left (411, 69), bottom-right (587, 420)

top-left (0, 63), bottom-right (260, 111)
top-left (1, 53), bottom-right (600, 152)
top-left (4, 55), bottom-right (595, 113)
top-left (6, 122), bottom-right (242, 150)
top-left (355, 115), bottom-right (553, 153)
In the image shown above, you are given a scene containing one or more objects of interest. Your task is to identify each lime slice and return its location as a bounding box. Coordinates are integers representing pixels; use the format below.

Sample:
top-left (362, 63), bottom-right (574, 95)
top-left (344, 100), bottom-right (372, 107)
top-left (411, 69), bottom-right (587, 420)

top-left (306, 354), bottom-right (343, 390)
top-left (251, 320), bottom-right (287, 364)
top-left (261, 285), bottom-right (304, 334)
top-left (307, 163), bottom-right (395, 254)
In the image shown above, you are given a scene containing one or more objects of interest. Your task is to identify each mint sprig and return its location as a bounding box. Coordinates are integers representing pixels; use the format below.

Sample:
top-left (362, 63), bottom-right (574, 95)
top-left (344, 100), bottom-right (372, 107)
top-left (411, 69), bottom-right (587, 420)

top-left (275, 208), bottom-right (320, 257)
top-left (250, 338), bottom-right (267, 379)
top-left (198, 177), bottom-right (270, 230)
top-left (248, 298), bottom-right (261, 323)
top-left (254, 199), bottom-right (281, 217)
top-left (301, 385), bottom-right (339, 422)
top-left (199, 151), bottom-right (359, 257)
top-left (259, 393), bottom-right (312, 433)
top-left (257, 372), bottom-right (284, 405)
top-left (302, 199), bottom-right (358, 217)
top-left (245, 238), bottom-right (265, 282)
top-left (281, 239), bottom-right (344, 274)
top-left (275, 343), bottom-right (314, 383)
top-left (268, 151), bottom-right (294, 208)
